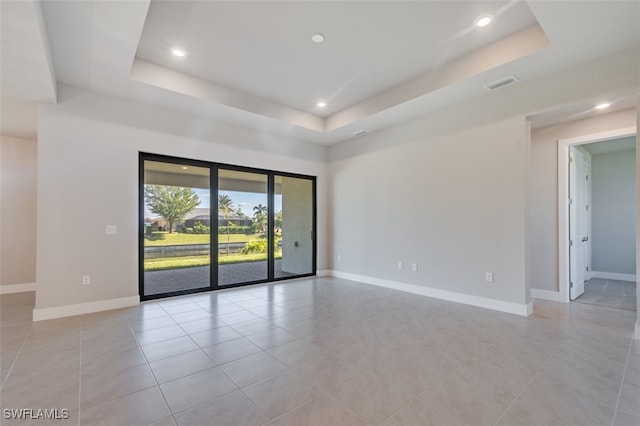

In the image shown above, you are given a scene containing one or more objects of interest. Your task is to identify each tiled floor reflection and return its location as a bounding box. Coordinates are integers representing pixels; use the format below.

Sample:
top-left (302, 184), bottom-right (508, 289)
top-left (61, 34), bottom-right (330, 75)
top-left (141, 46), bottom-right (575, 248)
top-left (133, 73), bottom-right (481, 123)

top-left (1, 277), bottom-right (639, 425)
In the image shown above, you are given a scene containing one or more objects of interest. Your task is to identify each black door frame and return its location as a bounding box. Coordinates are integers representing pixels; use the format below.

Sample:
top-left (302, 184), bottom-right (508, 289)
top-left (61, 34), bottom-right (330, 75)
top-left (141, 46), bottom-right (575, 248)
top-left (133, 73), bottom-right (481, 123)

top-left (139, 152), bottom-right (317, 301)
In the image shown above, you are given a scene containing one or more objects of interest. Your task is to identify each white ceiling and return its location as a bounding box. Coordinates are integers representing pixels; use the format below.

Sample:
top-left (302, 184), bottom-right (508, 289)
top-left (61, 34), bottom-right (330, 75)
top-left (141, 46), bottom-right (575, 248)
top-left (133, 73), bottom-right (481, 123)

top-left (0, 0), bottom-right (56, 139)
top-left (0, 0), bottom-right (56, 102)
top-left (1, 1), bottom-right (639, 144)
top-left (136, 1), bottom-right (539, 116)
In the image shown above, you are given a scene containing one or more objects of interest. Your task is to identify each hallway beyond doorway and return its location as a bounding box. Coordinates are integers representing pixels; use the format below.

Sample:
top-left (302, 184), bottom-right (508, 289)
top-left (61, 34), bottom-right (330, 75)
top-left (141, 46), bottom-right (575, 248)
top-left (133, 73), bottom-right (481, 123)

top-left (574, 277), bottom-right (637, 311)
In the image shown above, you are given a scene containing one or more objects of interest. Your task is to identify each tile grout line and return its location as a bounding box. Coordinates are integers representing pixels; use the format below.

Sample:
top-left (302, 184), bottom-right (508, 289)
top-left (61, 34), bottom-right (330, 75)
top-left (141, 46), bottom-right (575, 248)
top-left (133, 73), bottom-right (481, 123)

top-left (491, 338), bottom-right (560, 426)
top-left (377, 396), bottom-right (414, 425)
top-left (0, 324), bottom-right (30, 392)
top-left (125, 309), bottom-right (177, 426)
top-left (323, 389), bottom-right (371, 425)
top-left (610, 336), bottom-right (634, 426)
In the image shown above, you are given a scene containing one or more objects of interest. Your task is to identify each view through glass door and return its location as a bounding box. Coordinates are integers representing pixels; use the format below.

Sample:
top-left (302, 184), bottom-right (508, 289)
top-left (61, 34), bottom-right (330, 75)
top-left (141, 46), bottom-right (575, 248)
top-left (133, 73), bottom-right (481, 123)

top-left (218, 169), bottom-right (269, 286)
top-left (142, 160), bottom-right (211, 297)
top-left (140, 154), bottom-right (316, 300)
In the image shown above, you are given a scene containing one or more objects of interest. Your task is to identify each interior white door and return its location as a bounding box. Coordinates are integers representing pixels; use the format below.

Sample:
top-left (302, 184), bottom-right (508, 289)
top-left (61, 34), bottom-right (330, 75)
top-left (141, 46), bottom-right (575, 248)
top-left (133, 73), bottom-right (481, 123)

top-left (583, 152), bottom-right (592, 280)
top-left (569, 147), bottom-right (586, 300)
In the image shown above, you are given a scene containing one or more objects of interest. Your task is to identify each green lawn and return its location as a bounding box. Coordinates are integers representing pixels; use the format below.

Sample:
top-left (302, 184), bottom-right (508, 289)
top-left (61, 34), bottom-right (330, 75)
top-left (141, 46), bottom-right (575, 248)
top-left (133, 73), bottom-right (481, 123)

top-left (144, 231), bottom-right (264, 246)
top-left (144, 251), bottom-right (282, 271)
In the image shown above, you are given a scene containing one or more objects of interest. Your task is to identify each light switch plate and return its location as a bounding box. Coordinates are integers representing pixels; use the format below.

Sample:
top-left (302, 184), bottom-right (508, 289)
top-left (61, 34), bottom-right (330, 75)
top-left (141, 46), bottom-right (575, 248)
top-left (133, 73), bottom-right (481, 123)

top-left (105, 225), bottom-right (117, 235)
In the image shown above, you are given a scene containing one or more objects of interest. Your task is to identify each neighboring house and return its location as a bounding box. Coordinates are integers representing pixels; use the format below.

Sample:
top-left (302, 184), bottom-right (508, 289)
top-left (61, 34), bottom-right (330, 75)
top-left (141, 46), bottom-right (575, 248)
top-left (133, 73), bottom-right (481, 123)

top-left (184, 208), bottom-right (252, 228)
top-left (150, 218), bottom-right (168, 231)
top-left (217, 213), bottom-right (252, 227)
top-left (184, 214), bottom-right (211, 228)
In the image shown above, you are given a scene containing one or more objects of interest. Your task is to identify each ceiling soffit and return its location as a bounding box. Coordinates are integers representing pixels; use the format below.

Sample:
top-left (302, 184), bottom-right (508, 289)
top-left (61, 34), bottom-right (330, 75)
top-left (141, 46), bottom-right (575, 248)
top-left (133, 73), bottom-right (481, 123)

top-left (131, 1), bottom-right (548, 133)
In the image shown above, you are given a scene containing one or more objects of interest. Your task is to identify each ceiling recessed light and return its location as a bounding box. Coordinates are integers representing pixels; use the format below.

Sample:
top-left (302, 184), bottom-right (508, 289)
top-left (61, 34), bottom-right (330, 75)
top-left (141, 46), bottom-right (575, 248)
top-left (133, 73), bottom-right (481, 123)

top-left (595, 102), bottom-right (611, 110)
top-left (311, 33), bottom-right (325, 43)
top-left (475, 15), bottom-right (493, 28)
top-left (181, 166), bottom-right (189, 170)
top-left (317, 101), bottom-right (327, 108)
top-left (171, 48), bottom-right (186, 58)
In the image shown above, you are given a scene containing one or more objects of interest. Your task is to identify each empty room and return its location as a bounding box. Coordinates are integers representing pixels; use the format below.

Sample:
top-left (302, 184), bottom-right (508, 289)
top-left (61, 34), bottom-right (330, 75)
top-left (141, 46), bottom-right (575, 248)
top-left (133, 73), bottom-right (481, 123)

top-left (1, 1), bottom-right (639, 425)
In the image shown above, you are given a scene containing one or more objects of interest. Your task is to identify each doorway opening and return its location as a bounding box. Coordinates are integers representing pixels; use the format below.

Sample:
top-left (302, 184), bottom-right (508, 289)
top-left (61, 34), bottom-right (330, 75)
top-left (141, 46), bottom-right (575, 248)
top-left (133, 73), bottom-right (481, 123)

top-left (558, 128), bottom-right (637, 311)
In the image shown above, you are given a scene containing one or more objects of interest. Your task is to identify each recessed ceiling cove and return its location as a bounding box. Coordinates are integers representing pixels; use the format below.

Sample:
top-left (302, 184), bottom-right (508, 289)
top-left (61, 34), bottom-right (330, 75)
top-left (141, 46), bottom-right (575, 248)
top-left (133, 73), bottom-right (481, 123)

top-left (132, 1), bottom-right (548, 133)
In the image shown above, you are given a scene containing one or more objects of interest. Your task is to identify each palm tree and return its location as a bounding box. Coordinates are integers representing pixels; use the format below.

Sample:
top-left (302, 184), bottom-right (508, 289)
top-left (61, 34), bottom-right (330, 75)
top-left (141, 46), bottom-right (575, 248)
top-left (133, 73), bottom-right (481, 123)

top-left (274, 210), bottom-right (283, 235)
top-left (253, 204), bottom-right (268, 234)
top-left (218, 194), bottom-right (234, 255)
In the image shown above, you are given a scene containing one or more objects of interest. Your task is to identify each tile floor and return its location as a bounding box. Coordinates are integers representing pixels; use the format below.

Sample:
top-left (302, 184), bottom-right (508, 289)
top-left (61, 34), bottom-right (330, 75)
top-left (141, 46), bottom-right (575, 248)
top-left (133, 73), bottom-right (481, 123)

top-left (574, 278), bottom-right (637, 311)
top-left (1, 277), bottom-right (639, 426)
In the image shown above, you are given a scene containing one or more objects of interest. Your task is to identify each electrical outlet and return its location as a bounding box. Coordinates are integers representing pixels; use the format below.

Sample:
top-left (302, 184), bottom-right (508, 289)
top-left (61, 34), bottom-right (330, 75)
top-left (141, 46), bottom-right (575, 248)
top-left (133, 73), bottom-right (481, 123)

top-left (82, 275), bottom-right (91, 285)
top-left (397, 262), bottom-right (403, 270)
top-left (412, 263), bottom-right (418, 272)
top-left (485, 272), bottom-right (493, 282)
top-left (105, 225), bottom-right (117, 235)
top-left (337, 254), bottom-right (342, 262)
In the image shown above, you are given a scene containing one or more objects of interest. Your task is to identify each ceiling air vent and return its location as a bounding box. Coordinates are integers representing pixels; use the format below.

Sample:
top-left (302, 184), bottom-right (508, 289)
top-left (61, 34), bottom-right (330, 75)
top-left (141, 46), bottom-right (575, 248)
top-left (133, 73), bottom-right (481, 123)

top-left (484, 75), bottom-right (518, 91)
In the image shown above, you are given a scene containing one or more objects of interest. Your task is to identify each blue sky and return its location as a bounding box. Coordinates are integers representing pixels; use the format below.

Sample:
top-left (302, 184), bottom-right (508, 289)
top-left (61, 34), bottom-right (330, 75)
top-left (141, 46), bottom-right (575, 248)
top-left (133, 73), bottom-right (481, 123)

top-left (197, 189), bottom-right (282, 216)
top-left (145, 187), bottom-right (282, 219)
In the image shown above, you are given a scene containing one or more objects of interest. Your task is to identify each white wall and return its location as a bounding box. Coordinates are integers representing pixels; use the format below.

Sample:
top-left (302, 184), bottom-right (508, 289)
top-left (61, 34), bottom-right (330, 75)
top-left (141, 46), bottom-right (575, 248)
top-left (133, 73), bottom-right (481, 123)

top-left (0, 135), bottom-right (37, 291)
top-left (330, 116), bottom-right (530, 310)
top-left (591, 148), bottom-right (636, 276)
top-left (35, 86), bottom-right (329, 316)
top-left (529, 109), bottom-right (637, 292)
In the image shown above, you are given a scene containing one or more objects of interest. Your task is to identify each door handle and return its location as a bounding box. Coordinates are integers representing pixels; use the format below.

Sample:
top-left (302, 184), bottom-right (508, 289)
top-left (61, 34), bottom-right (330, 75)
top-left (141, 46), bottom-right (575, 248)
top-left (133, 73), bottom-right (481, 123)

top-left (582, 236), bottom-right (589, 242)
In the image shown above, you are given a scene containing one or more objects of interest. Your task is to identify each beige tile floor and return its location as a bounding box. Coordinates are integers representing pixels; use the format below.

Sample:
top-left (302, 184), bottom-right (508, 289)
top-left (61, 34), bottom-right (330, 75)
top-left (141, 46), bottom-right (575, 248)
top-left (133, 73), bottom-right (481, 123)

top-left (1, 277), bottom-right (639, 426)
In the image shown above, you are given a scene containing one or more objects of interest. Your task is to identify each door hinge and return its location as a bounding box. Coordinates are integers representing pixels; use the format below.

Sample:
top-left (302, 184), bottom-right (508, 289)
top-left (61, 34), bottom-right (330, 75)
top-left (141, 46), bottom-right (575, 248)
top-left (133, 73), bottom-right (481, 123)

top-left (569, 156), bottom-right (573, 163)
top-left (570, 281), bottom-right (574, 288)
top-left (586, 266), bottom-right (589, 271)
top-left (569, 240), bottom-right (573, 247)
top-left (586, 174), bottom-right (589, 181)
top-left (569, 198), bottom-right (573, 205)
top-left (586, 204), bottom-right (589, 211)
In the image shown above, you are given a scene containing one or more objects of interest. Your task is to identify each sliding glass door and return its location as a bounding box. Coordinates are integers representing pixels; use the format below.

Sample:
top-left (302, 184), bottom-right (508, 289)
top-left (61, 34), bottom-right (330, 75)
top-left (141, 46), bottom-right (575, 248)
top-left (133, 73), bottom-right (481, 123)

top-left (139, 154), bottom-right (316, 300)
top-left (217, 169), bottom-right (269, 286)
top-left (275, 175), bottom-right (314, 278)
top-left (142, 160), bottom-right (212, 297)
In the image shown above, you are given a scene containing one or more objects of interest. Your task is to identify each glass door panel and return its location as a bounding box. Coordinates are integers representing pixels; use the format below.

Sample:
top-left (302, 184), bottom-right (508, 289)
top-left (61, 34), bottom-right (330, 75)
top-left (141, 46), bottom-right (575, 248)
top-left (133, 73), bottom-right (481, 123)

top-left (143, 160), bottom-right (211, 296)
top-left (218, 169), bottom-right (269, 286)
top-left (274, 175), bottom-right (314, 278)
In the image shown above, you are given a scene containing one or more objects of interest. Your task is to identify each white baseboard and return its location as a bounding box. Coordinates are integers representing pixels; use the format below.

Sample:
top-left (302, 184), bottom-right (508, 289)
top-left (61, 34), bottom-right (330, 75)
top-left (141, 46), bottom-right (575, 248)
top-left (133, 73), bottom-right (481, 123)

top-left (329, 270), bottom-right (532, 316)
top-left (32, 295), bottom-right (140, 321)
top-left (531, 288), bottom-right (567, 303)
top-left (316, 270), bottom-right (331, 277)
top-left (591, 271), bottom-right (636, 282)
top-left (635, 322), bottom-right (640, 340)
top-left (0, 282), bottom-right (36, 294)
